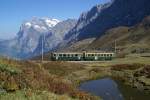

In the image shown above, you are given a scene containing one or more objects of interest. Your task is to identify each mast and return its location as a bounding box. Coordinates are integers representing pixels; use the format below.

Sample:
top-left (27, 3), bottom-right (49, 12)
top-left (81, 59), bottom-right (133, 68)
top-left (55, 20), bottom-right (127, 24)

top-left (42, 35), bottom-right (44, 62)
top-left (115, 40), bottom-right (117, 53)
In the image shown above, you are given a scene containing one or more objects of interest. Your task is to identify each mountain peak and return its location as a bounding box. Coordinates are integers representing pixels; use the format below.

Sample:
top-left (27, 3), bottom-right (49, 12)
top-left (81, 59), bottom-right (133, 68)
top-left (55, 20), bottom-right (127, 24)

top-left (79, 0), bottom-right (113, 21)
top-left (20, 17), bottom-right (60, 34)
top-left (44, 18), bottom-right (60, 27)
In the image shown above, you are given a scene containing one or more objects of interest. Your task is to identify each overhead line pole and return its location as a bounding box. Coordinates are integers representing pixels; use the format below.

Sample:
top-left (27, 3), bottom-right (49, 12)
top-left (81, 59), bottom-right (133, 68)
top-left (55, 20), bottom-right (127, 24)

top-left (42, 34), bottom-right (44, 63)
top-left (115, 40), bottom-right (117, 53)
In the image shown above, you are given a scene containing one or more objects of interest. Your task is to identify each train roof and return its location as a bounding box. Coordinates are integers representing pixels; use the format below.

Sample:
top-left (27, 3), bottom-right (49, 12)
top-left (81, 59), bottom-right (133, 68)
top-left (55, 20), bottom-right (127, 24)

top-left (52, 51), bottom-right (115, 54)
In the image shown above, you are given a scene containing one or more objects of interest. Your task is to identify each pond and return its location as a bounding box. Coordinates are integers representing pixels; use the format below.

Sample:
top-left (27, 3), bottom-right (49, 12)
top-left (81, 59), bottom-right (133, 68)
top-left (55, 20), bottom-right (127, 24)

top-left (79, 78), bottom-right (150, 100)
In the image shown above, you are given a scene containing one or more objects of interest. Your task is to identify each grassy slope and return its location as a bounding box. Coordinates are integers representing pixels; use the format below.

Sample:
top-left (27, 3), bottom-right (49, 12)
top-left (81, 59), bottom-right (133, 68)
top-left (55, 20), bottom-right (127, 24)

top-left (87, 16), bottom-right (150, 54)
top-left (81, 54), bottom-right (150, 67)
top-left (0, 57), bottom-right (99, 100)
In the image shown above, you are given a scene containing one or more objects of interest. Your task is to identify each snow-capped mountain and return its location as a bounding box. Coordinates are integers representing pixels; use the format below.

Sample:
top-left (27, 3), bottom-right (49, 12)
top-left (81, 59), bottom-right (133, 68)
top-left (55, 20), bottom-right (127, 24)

top-left (16, 17), bottom-right (60, 56)
top-left (21, 17), bottom-right (60, 32)
top-left (0, 17), bottom-right (77, 59)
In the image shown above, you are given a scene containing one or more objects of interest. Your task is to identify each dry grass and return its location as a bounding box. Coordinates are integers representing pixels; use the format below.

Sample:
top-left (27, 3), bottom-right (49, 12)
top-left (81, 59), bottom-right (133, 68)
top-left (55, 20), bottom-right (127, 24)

top-left (0, 58), bottom-right (99, 100)
top-left (134, 65), bottom-right (150, 78)
top-left (79, 55), bottom-right (150, 67)
top-left (111, 64), bottom-right (144, 71)
top-left (42, 61), bottom-right (85, 76)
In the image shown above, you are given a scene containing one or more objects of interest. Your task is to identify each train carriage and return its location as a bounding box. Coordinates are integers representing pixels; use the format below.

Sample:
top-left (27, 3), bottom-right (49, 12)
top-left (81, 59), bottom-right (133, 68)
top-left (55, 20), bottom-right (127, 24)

top-left (84, 52), bottom-right (114, 61)
top-left (51, 51), bottom-right (115, 61)
top-left (51, 52), bottom-right (83, 61)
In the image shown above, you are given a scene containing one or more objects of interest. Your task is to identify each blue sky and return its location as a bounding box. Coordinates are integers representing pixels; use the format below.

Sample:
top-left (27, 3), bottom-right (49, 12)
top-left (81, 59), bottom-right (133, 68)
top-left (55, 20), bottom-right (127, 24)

top-left (0, 0), bottom-right (110, 39)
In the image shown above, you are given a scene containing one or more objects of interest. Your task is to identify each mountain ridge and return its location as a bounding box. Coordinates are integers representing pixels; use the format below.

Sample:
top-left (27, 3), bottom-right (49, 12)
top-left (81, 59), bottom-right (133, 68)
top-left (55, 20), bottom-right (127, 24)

top-left (64, 0), bottom-right (150, 42)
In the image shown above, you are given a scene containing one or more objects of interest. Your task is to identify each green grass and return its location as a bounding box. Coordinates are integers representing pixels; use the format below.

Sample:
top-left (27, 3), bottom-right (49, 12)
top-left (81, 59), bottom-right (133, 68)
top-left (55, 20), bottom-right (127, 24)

top-left (42, 62), bottom-right (85, 76)
top-left (0, 64), bottom-right (21, 75)
top-left (0, 90), bottom-right (77, 100)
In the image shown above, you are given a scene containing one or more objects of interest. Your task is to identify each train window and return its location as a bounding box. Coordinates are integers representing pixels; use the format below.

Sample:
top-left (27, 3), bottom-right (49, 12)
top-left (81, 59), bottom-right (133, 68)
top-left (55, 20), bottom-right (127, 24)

top-left (67, 54), bottom-right (70, 57)
top-left (101, 54), bottom-right (103, 56)
top-left (59, 54), bottom-right (62, 57)
top-left (53, 54), bottom-right (56, 57)
top-left (110, 54), bottom-right (113, 57)
top-left (75, 54), bottom-right (78, 57)
top-left (63, 54), bottom-right (66, 57)
top-left (104, 54), bottom-right (106, 57)
top-left (107, 54), bottom-right (110, 57)
top-left (92, 54), bottom-right (94, 56)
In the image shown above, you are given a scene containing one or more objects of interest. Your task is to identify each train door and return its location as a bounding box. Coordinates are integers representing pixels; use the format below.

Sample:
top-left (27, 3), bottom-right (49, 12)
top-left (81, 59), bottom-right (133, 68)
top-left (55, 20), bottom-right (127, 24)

top-left (83, 51), bottom-right (86, 61)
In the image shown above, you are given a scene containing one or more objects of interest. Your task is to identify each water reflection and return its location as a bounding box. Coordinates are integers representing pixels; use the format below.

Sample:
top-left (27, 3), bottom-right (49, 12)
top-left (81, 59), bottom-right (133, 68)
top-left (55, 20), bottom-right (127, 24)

top-left (79, 78), bottom-right (124, 100)
top-left (79, 78), bottom-right (150, 100)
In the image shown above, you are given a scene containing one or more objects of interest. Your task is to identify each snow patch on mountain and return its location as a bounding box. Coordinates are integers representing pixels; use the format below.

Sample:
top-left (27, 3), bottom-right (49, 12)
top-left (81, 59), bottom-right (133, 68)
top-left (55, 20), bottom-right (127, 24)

top-left (25, 22), bottom-right (32, 28)
top-left (45, 18), bottom-right (60, 27)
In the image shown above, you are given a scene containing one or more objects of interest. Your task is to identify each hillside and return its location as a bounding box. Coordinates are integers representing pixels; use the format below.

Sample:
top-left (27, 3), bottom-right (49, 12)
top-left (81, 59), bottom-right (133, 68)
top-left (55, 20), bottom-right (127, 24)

top-left (55, 15), bottom-right (150, 56)
top-left (87, 16), bottom-right (150, 54)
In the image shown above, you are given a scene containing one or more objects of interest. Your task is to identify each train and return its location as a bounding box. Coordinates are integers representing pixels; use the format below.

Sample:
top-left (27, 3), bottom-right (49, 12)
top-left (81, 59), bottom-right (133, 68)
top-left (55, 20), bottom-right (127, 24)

top-left (51, 51), bottom-right (115, 61)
